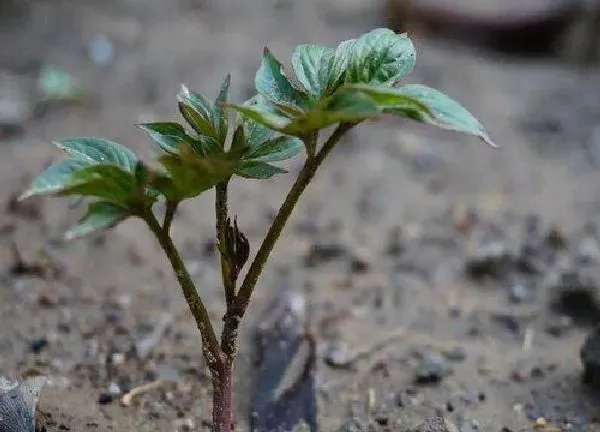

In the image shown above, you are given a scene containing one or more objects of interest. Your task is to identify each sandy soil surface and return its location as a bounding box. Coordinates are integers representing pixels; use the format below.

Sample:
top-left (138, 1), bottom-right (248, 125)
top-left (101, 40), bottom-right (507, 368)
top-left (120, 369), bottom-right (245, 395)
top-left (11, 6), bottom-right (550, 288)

top-left (2, 0), bottom-right (600, 431)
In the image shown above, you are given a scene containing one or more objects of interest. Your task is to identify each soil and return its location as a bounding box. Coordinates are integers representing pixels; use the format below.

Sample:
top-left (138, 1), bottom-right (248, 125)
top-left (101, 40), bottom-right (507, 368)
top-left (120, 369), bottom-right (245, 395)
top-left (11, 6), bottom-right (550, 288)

top-left (2, 0), bottom-right (600, 431)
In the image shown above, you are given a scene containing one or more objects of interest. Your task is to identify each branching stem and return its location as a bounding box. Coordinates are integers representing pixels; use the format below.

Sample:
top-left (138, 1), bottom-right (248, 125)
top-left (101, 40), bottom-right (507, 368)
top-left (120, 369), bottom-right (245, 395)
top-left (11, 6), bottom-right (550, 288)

top-left (144, 210), bottom-right (222, 370)
top-left (232, 122), bottom-right (353, 319)
top-left (215, 182), bottom-right (235, 307)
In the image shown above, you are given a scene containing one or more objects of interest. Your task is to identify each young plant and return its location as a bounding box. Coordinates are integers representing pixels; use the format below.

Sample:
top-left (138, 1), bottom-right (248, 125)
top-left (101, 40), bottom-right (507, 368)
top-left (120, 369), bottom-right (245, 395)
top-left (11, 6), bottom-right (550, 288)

top-left (20, 28), bottom-right (495, 431)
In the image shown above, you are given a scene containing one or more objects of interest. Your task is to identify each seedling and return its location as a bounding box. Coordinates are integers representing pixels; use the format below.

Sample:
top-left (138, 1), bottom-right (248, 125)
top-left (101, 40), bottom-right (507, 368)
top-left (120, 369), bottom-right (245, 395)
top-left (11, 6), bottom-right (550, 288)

top-left (20, 28), bottom-right (495, 431)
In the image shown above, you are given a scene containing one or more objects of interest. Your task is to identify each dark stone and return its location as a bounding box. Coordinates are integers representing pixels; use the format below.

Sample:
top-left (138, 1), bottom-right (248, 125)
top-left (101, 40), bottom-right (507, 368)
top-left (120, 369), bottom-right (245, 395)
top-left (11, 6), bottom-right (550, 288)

top-left (580, 325), bottom-right (600, 386)
top-left (549, 268), bottom-right (600, 325)
top-left (545, 315), bottom-right (573, 337)
top-left (304, 242), bottom-right (347, 267)
top-left (97, 392), bottom-right (114, 405)
top-left (415, 354), bottom-right (450, 385)
top-left (465, 243), bottom-right (513, 280)
top-left (30, 337), bottom-right (48, 354)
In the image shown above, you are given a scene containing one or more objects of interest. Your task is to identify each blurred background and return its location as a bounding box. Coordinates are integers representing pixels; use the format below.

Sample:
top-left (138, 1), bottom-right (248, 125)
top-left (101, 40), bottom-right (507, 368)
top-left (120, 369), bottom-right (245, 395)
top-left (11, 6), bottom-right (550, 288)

top-left (2, 0), bottom-right (600, 431)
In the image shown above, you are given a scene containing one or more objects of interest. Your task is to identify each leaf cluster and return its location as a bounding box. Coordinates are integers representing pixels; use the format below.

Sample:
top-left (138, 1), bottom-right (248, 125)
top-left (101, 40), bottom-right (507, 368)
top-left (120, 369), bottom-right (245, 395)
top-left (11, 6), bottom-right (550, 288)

top-left (20, 28), bottom-right (494, 239)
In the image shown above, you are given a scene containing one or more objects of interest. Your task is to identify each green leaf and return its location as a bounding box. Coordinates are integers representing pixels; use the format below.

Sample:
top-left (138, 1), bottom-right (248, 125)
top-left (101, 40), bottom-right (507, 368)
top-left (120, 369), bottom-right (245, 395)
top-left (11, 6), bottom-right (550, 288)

top-left (245, 136), bottom-right (303, 162)
top-left (137, 122), bottom-right (188, 153)
top-left (345, 28), bottom-right (415, 85)
top-left (20, 159), bottom-right (86, 200)
top-left (54, 138), bottom-right (138, 172)
top-left (352, 84), bottom-right (496, 147)
top-left (291, 44), bottom-right (335, 99)
top-left (331, 38), bottom-right (355, 86)
top-left (65, 201), bottom-right (129, 240)
top-left (229, 124), bottom-right (247, 157)
top-left (231, 87), bottom-right (379, 136)
top-left (60, 164), bottom-right (136, 203)
top-left (228, 103), bottom-right (291, 132)
top-left (178, 84), bottom-right (217, 139)
top-left (236, 161), bottom-right (287, 179)
top-left (190, 135), bottom-right (223, 157)
top-left (213, 74), bottom-right (231, 145)
top-left (255, 48), bottom-right (309, 110)
top-left (284, 88), bottom-right (380, 134)
top-left (159, 154), bottom-right (229, 199)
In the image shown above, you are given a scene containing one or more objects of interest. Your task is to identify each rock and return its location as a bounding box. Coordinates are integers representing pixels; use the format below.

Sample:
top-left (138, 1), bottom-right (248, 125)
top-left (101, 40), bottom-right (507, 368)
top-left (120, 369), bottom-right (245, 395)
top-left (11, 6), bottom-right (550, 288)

top-left (509, 284), bottom-right (531, 304)
top-left (337, 418), bottom-right (366, 432)
top-left (545, 315), bottom-right (573, 337)
top-left (98, 392), bottom-right (114, 405)
top-left (415, 354), bottom-right (451, 385)
top-left (30, 337), bottom-right (48, 354)
top-left (304, 242), bottom-right (347, 267)
top-left (107, 381), bottom-right (121, 396)
top-left (442, 346), bottom-right (467, 362)
top-left (411, 417), bottom-right (460, 432)
top-left (466, 242), bottom-right (513, 280)
top-left (576, 237), bottom-right (600, 265)
top-left (0, 376), bottom-right (47, 432)
top-left (581, 324), bottom-right (600, 386)
top-left (549, 267), bottom-right (600, 324)
top-left (324, 341), bottom-right (354, 369)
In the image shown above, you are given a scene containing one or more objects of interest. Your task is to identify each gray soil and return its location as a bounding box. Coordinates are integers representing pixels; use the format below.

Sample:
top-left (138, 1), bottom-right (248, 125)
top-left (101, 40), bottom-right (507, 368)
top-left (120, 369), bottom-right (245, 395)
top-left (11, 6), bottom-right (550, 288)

top-left (2, 0), bottom-right (600, 431)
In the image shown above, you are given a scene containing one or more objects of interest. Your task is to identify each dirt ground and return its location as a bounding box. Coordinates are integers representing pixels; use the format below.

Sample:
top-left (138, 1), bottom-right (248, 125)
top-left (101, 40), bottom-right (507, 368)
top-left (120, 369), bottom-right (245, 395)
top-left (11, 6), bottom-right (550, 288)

top-left (2, 0), bottom-right (600, 431)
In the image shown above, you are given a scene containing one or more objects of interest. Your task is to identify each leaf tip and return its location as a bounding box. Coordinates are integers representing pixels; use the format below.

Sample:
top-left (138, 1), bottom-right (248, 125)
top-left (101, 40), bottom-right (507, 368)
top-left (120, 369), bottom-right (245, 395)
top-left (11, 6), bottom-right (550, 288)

top-left (17, 190), bottom-right (32, 202)
top-left (263, 47), bottom-right (270, 57)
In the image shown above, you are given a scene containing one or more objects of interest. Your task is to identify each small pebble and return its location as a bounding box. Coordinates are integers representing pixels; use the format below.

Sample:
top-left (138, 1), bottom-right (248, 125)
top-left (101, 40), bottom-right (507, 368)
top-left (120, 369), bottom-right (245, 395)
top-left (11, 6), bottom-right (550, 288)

top-left (107, 382), bottom-right (121, 396)
top-left (415, 354), bottom-right (450, 385)
top-left (98, 392), bottom-right (113, 405)
top-left (443, 346), bottom-right (467, 362)
top-left (508, 284), bottom-right (530, 304)
top-left (30, 337), bottom-right (48, 354)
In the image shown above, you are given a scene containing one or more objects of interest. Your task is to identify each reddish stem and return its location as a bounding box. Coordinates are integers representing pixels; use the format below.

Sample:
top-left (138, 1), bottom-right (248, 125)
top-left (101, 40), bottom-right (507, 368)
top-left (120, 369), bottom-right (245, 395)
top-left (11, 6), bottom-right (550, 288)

top-left (212, 358), bottom-right (233, 432)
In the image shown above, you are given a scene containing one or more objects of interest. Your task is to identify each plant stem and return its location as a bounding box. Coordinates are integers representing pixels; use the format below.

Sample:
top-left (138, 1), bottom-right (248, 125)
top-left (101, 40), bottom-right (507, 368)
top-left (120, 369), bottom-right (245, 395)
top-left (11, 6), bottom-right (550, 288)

top-left (144, 211), bottom-right (222, 371)
top-left (215, 182), bottom-right (235, 307)
top-left (233, 122), bottom-right (353, 318)
top-left (212, 357), bottom-right (233, 432)
top-left (163, 200), bottom-right (178, 233)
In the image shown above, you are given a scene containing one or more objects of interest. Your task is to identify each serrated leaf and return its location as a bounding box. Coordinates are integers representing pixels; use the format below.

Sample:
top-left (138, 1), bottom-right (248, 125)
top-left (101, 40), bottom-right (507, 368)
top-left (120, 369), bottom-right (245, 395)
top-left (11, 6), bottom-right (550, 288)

top-left (177, 84), bottom-right (217, 139)
top-left (65, 201), bottom-right (129, 240)
top-left (60, 164), bottom-right (136, 203)
top-left (54, 138), bottom-right (138, 172)
top-left (352, 84), bottom-right (496, 147)
top-left (137, 122), bottom-right (188, 153)
top-left (291, 44), bottom-right (335, 99)
top-left (345, 28), bottom-right (415, 85)
top-left (20, 159), bottom-right (86, 200)
top-left (213, 74), bottom-right (231, 145)
top-left (245, 136), bottom-right (303, 162)
top-left (235, 161), bottom-right (287, 179)
top-left (255, 48), bottom-right (309, 110)
top-left (331, 38), bottom-right (355, 86)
